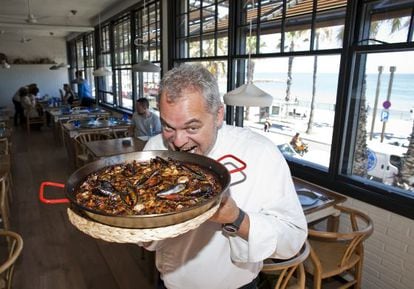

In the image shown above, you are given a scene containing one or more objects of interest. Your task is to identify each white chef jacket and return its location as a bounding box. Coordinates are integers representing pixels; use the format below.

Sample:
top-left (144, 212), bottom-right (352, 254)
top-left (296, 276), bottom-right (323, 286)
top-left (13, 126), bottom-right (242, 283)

top-left (143, 124), bottom-right (307, 289)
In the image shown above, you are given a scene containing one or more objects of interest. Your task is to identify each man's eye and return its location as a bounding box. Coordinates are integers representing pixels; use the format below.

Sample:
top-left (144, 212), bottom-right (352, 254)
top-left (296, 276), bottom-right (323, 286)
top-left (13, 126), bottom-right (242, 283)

top-left (187, 127), bottom-right (199, 133)
top-left (162, 125), bottom-right (173, 132)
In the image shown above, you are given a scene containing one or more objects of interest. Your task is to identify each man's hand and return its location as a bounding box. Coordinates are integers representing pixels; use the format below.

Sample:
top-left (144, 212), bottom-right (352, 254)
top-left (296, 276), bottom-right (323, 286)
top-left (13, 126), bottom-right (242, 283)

top-left (210, 196), bottom-right (250, 240)
top-left (210, 196), bottom-right (239, 224)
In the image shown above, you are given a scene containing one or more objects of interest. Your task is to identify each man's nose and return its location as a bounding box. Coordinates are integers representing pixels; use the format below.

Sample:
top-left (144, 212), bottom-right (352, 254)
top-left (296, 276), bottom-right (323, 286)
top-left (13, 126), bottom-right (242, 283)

top-left (172, 130), bottom-right (188, 149)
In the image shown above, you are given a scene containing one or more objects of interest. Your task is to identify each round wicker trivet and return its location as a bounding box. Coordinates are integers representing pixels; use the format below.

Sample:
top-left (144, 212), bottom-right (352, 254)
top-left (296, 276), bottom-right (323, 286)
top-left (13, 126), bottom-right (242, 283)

top-left (67, 203), bottom-right (220, 243)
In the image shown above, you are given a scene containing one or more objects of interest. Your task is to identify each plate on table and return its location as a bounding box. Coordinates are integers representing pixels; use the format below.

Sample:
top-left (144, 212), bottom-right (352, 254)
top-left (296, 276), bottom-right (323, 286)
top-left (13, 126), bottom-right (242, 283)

top-left (296, 189), bottom-right (320, 206)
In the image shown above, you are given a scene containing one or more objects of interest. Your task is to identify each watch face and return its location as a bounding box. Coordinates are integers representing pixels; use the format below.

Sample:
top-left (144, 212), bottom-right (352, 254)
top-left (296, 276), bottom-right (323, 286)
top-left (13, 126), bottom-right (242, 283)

top-left (222, 224), bottom-right (238, 235)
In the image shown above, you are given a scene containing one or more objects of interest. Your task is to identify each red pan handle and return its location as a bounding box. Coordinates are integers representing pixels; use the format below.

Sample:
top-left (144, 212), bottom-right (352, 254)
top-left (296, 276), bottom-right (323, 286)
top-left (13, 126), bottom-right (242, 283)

top-left (39, 181), bottom-right (69, 204)
top-left (216, 154), bottom-right (247, 174)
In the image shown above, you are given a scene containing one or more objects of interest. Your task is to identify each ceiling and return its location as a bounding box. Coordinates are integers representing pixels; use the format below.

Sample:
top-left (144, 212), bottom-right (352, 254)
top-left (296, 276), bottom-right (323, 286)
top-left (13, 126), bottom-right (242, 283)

top-left (0, 0), bottom-right (133, 38)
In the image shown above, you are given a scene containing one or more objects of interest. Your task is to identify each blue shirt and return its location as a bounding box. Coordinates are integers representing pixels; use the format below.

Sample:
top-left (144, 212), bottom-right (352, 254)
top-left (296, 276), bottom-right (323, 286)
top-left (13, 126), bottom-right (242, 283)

top-left (77, 80), bottom-right (92, 99)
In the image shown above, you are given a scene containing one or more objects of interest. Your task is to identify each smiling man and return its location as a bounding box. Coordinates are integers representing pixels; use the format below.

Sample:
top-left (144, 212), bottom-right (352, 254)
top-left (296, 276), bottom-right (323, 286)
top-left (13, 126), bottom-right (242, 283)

top-left (142, 64), bottom-right (307, 289)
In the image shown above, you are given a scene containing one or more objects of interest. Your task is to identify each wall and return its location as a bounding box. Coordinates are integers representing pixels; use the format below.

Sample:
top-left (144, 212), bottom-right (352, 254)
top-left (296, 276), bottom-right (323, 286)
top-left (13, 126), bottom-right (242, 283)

top-left (0, 34), bottom-right (67, 64)
top-left (344, 197), bottom-right (414, 289)
top-left (0, 65), bottom-right (68, 109)
top-left (0, 35), bottom-right (68, 109)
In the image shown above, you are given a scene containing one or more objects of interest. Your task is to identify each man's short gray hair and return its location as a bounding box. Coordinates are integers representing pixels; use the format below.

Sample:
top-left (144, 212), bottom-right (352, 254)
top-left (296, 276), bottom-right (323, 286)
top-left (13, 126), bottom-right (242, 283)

top-left (160, 64), bottom-right (222, 114)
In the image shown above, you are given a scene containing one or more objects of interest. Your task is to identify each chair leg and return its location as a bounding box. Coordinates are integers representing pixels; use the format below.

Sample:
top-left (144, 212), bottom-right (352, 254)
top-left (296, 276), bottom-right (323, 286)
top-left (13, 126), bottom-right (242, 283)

top-left (313, 272), bottom-right (322, 289)
top-left (0, 178), bottom-right (10, 231)
top-left (354, 259), bottom-right (363, 289)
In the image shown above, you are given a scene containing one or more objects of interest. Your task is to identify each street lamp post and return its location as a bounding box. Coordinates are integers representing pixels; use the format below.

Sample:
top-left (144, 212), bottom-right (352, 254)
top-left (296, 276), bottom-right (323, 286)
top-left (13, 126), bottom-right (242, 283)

top-left (380, 66), bottom-right (396, 143)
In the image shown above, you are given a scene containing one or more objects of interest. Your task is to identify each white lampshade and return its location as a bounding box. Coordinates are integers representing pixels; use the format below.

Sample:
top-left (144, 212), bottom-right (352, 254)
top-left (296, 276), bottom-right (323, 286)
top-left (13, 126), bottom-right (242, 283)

top-left (132, 60), bottom-right (161, 73)
top-left (224, 83), bottom-right (273, 107)
top-left (93, 66), bottom-right (112, 77)
top-left (50, 62), bottom-right (69, 70)
top-left (2, 61), bottom-right (10, 69)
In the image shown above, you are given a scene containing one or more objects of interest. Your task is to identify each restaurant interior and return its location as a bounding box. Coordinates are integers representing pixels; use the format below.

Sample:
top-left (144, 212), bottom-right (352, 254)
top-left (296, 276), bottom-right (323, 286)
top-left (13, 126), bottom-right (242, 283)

top-left (0, 0), bottom-right (413, 288)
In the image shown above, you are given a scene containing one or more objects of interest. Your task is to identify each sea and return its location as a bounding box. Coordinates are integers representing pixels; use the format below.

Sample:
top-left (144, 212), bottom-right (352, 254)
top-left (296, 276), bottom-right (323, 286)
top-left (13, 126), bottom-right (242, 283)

top-left (233, 72), bottom-right (414, 120)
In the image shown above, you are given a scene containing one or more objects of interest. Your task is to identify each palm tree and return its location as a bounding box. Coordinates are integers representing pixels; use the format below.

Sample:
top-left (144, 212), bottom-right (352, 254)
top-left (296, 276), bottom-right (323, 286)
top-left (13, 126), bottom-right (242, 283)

top-left (306, 32), bottom-right (319, 134)
top-left (285, 36), bottom-right (295, 102)
top-left (353, 76), bottom-right (368, 177)
top-left (395, 120), bottom-right (414, 190)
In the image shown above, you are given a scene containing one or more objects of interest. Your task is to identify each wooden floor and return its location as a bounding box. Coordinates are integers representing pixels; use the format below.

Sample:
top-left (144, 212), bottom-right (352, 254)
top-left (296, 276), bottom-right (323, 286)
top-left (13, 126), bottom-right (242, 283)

top-left (9, 126), bottom-right (155, 289)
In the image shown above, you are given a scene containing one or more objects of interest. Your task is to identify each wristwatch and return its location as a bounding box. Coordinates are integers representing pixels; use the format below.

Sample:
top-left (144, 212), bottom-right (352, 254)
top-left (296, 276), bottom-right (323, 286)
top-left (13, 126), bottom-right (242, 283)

top-left (222, 208), bottom-right (245, 235)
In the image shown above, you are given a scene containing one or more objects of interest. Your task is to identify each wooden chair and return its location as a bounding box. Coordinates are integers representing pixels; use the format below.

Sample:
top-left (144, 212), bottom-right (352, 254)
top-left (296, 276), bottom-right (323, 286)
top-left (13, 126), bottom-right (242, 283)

top-left (25, 108), bottom-right (45, 134)
top-left (73, 131), bottom-right (110, 167)
top-left (0, 139), bottom-right (9, 156)
top-left (259, 241), bottom-right (310, 289)
top-left (0, 230), bottom-right (23, 289)
top-left (304, 205), bottom-right (373, 289)
top-left (112, 128), bottom-right (130, 139)
top-left (0, 175), bottom-right (10, 231)
top-left (0, 154), bottom-right (12, 206)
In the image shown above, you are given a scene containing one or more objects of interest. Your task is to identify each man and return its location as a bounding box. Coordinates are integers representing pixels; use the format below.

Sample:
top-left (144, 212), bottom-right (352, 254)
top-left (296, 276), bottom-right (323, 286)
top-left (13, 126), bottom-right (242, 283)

top-left (72, 70), bottom-right (94, 107)
top-left (143, 64), bottom-right (307, 289)
top-left (131, 98), bottom-right (161, 137)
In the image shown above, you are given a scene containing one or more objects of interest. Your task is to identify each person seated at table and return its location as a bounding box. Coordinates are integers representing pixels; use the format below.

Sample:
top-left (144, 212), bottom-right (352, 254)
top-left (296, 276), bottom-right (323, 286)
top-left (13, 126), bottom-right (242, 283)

top-left (21, 86), bottom-right (40, 118)
top-left (71, 70), bottom-right (94, 107)
top-left (131, 98), bottom-right (161, 138)
top-left (59, 84), bottom-right (77, 105)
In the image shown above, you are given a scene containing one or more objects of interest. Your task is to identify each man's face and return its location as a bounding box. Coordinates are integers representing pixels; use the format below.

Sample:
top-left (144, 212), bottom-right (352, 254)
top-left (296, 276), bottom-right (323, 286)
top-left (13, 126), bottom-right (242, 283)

top-left (136, 102), bottom-right (147, 115)
top-left (160, 88), bottom-right (224, 155)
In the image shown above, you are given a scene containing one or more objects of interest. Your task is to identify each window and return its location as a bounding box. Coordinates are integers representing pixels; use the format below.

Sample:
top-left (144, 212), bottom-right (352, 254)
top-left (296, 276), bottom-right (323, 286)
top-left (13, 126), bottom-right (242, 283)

top-left (175, 0), bottom-right (229, 59)
top-left (134, 0), bottom-right (162, 111)
top-left (174, 0), bottom-right (229, 102)
top-left (228, 0), bottom-right (346, 171)
top-left (84, 32), bottom-right (96, 96)
top-left (99, 25), bottom-right (114, 105)
top-left (114, 16), bottom-right (133, 110)
top-left (341, 1), bottom-right (414, 197)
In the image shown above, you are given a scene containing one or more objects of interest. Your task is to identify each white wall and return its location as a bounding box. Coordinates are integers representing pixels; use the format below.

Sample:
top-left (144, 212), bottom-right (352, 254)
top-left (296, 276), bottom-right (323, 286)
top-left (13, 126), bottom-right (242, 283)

top-left (0, 35), bottom-right (68, 109)
top-left (343, 197), bottom-right (414, 289)
top-left (0, 34), bottom-right (67, 64)
top-left (0, 65), bottom-right (68, 109)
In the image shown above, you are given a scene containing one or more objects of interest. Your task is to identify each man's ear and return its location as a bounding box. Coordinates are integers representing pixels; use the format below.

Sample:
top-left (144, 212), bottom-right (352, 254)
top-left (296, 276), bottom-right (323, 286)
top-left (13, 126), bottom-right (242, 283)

top-left (216, 104), bottom-right (225, 128)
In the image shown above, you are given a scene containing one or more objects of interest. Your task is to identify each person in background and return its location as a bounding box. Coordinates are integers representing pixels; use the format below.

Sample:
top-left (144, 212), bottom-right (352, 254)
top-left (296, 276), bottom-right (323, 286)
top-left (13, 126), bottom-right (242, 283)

top-left (71, 70), bottom-right (94, 107)
top-left (142, 64), bottom-right (307, 289)
top-left (20, 86), bottom-right (39, 118)
top-left (12, 87), bottom-right (25, 126)
top-left (290, 132), bottom-right (308, 156)
top-left (263, 118), bottom-right (272, 132)
top-left (12, 83), bottom-right (39, 125)
top-left (59, 83), bottom-right (76, 105)
top-left (131, 98), bottom-right (161, 138)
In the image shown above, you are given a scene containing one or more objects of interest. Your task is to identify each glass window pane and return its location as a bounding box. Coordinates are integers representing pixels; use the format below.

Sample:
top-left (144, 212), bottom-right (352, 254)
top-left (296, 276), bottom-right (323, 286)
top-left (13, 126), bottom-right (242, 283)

top-left (369, 10), bottom-right (411, 44)
top-left (189, 36), bottom-right (201, 57)
top-left (260, 0), bottom-right (283, 22)
top-left (236, 55), bottom-right (340, 168)
top-left (342, 51), bottom-right (414, 194)
top-left (116, 69), bottom-right (133, 110)
top-left (217, 36), bottom-right (228, 56)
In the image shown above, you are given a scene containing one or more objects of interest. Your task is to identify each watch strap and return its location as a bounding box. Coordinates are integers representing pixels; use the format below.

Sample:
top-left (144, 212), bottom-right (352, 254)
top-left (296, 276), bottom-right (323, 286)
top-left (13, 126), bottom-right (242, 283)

top-left (222, 208), bottom-right (245, 234)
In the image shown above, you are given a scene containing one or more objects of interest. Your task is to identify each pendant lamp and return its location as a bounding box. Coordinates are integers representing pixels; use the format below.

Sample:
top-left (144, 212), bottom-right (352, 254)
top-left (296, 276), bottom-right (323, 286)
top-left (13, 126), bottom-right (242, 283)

top-left (223, 0), bottom-right (272, 107)
top-left (132, 0), bottom-right (161, 73)
top-left (49, 62), bottom-right (70, 70)
top-left (93, 14), bottom-right (111, 77)
top-left (1, 60), bottom-right (10, 69)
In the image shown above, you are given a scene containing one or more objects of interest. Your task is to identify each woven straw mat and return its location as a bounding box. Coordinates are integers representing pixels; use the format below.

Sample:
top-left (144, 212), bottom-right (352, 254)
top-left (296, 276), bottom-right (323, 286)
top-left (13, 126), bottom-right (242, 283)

top-left (67, 203), bottom-right (220, 243)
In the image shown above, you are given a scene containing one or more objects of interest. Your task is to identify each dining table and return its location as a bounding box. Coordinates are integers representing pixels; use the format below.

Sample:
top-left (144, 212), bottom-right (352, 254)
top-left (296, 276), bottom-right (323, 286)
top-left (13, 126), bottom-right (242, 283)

top-left (293, 176), bottom-right (347, 227)
top-left (46, 106), bottom-right (111, 144)
top-left (62, 118), bottom-right (133, 168)
top-left (85, 137), bottom-right (147, 159)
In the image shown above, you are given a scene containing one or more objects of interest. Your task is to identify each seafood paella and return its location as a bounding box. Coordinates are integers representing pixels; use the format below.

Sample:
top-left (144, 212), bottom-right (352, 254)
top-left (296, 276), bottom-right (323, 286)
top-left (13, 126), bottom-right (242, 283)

top-left (75, 156), bottom-right (222, 216)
